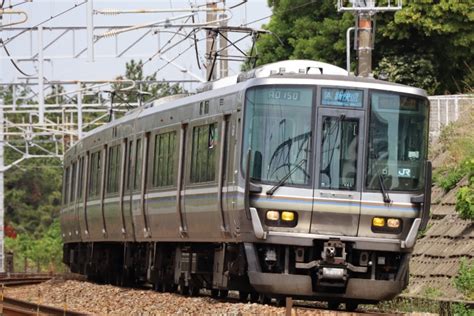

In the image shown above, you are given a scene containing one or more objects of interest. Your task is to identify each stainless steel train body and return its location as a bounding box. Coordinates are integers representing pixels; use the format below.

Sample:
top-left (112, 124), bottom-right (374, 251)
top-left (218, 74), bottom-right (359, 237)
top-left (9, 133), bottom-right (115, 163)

top-left (60, 60), bottom-right (431, 307)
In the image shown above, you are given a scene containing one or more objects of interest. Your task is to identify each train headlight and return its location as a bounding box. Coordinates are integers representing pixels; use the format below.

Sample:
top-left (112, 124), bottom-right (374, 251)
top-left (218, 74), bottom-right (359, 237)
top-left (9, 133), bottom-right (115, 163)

top-left (371, 217), bottom-right (403, 233)
top-left (281, 211), bottom-right (295, 221)
top-left (266, 210), bottom-right (280, 221)
top-left (372, 217), bottom-right (385, 227)
top-left (387, 218), bottom-right (401, 228)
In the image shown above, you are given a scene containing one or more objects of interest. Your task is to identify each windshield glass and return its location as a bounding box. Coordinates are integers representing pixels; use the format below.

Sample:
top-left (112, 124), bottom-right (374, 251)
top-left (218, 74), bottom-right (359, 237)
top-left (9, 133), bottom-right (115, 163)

top-left (367, 92), bottom-right (429, 191)
top-left (243, 86), bottom-right (313, 185)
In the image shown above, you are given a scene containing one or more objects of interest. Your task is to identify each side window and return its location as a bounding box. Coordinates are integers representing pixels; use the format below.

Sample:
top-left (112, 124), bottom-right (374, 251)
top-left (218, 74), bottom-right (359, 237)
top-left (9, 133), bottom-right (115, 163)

top-left (126, 140), bottom-right (133, 191)
top-left (63, 166), bottom-right (70, 205)
top-left (88, 150), bottom-right (102, 198)
top-left (77, 157), bottom-right (84, 200)
top-left (152, 131), bottom-right (177, 187)
top-left (134, 138), bottom-right (143, 190)
top-left (107, 145), bottom-right (121, 194)
top-left (70, 162), bottom-right (77, 203)
top-left (191, 123), bottom-right (217, 183)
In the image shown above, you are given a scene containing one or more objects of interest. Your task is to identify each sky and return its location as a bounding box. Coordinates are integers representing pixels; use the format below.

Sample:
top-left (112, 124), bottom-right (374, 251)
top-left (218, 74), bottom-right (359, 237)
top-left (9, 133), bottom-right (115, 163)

top-left (0, 0), bottom-right (272, 92)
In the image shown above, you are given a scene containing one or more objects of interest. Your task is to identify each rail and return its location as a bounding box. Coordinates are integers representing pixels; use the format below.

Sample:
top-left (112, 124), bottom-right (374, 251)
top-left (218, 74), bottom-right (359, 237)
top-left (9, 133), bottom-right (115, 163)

top-left (1, 296), bottom-right (88, 316)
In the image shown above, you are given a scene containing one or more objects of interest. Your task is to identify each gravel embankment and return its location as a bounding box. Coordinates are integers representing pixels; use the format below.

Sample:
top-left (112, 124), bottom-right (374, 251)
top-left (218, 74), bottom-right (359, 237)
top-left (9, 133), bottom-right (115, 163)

top-left (5, 279), bottom-right (434, 315)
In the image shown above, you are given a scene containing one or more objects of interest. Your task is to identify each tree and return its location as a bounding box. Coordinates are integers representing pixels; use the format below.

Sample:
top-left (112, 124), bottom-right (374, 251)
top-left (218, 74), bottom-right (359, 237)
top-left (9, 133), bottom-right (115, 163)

top-left (113, 59), bottom-right (186, 106)
top-left (250, 0), bottom-right (474, 94)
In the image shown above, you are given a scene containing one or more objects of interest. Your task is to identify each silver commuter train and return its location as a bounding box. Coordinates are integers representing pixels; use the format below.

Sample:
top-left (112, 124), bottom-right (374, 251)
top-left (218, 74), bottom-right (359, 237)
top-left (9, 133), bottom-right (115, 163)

top-left (60, 60), bottom-right (431, 309)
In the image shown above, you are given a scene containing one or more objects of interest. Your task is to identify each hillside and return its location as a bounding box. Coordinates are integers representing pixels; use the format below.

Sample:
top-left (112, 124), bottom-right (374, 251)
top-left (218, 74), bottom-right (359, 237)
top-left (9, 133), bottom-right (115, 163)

top-left (407, 104), bottom-right (474, 301)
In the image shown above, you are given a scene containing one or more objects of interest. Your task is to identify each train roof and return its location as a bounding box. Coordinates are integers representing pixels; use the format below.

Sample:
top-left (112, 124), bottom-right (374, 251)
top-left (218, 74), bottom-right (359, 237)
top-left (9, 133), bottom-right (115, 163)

top-left (68, 60), bottom-right (427, 156)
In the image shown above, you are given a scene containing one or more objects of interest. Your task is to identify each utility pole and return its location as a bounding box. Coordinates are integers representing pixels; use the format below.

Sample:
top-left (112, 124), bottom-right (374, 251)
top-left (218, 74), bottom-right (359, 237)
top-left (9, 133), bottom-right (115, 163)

top-left (206, 1), bottom-right (217, 81)
top-left (356, 13), bottom-right (372, 77)
top-left (219, 1), bottom-right (228, 78)
top-left (0, 98), bottom-right (4, 273)
top-left (337, 0), bottom-right (402, 77)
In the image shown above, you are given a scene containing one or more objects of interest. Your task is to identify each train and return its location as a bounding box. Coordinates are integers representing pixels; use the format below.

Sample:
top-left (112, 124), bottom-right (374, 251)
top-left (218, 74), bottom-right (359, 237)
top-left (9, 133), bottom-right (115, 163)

top-left (60, 59), bottom-right (431, 310)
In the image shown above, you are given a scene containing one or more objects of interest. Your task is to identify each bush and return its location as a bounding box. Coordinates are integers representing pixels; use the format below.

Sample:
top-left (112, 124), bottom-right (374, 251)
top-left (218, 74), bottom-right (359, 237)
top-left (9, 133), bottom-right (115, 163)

top-left (455, 159), bottom-right (474, 220)
top-left (454, 258), bottom-right (474, 300)
top-left (434, 167), bottom-right (464, 192)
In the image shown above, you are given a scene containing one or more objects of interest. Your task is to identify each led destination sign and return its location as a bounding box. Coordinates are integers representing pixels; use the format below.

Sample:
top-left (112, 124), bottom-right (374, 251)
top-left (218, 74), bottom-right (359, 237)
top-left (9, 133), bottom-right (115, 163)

top-left (321, 88), bottom-right (363, 107)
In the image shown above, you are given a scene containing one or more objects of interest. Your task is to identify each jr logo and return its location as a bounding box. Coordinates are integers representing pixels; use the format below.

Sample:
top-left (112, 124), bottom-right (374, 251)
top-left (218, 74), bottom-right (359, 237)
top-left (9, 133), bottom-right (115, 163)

top-left (398, 168), bottom-right (411, 177)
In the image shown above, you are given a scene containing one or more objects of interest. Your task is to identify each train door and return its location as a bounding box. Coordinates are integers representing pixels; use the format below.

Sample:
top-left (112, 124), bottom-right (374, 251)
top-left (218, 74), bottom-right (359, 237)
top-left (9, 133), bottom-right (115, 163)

top-left (311, 105), bottom-right (365, 236)
top-left (73, 157), bottom-right (84, 241)
top-left (128, 134), bottom-right (151, 240)
top-left (122, 138), bottom-right (136, 240)
top-left (183, 118), bottom-right (222, 239)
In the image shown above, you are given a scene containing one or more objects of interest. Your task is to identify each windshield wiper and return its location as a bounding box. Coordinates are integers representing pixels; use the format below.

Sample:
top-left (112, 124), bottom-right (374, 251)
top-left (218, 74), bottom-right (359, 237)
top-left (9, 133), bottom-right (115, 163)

top-left (266, 159), bottom-right (307, 196)
top-left (378, 174), bottom-right (392, 203)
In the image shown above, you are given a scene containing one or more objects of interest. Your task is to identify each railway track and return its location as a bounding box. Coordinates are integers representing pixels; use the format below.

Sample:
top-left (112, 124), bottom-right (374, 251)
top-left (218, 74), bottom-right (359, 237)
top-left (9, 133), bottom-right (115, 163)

top-left (1, 296), bottom-right (87, 316)
top-left (0, 273), bottom-right (54, 287)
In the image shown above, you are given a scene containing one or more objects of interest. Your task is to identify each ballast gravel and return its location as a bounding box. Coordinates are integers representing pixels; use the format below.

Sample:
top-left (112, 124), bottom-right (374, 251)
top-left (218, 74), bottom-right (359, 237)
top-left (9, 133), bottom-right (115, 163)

top-left (5, 279), bottom-right (434, 315)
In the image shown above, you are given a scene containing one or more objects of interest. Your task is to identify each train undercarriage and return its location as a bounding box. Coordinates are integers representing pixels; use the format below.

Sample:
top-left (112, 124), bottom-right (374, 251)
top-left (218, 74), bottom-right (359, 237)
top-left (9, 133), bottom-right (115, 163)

top-left (63, 239), bottom-right (409, 310)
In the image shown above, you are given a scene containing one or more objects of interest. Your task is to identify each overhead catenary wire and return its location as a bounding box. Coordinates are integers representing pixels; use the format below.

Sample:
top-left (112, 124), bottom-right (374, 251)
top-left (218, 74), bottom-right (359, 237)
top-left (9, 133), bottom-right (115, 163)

top-left (0, 0), bottom-right (87, 47)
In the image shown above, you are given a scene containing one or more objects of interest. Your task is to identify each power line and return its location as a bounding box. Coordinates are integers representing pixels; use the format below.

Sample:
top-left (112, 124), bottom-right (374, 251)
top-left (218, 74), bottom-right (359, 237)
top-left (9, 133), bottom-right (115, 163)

top-left (0, 39), bottom-right (34, 77)
top-left (1, 0), bottom-right (87, 47)
top-left (242, 0), bottom-right (317, 26)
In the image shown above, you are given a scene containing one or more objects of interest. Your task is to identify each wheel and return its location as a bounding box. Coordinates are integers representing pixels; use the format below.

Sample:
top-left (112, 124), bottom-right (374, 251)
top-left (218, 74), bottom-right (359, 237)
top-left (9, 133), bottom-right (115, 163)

top-left (239, 291), bottom-right (249, 302)
top-left (275, 297), bottom-right (286, 307)
top-left (178, 284), bottom-right (189, 295)
top-left (345, 302), bottom-right (358, 311)
top-left (250, 292), bottom-right (259, 302)
top-left (327, 301), bottom-right (340, 310)
top-left (211, 289), bottom-right (219, 298)
top-left (218, 289), bottom-right (229, 299)
top-left (153, 281), bottom-right (163, 292)
top-left (258, 294), bottom-right (271, 305)
top-left (189, 283), bottom-right (200, 297)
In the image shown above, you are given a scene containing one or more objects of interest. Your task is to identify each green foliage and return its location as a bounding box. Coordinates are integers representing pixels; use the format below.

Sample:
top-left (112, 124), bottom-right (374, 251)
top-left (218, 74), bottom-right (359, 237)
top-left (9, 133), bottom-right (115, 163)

top-left (452, 303), bottom-right (471, 316)
top-left (113, 59), bottom-right (186, 105)
top-left (455, 159), bottom-right (474, 220)
top-left (433, 166), bottom-right (464, 192)
top-left (4, 219), bottom-right (65, 272)
top-left (454, 258), bottom-right (474, 300)
top-left (5, 159), bottom-right (62, 237)
top-left (422, 286), bottom-right (442, 299)
top-left (373, 55), bottom-right (439, 95)
top-left (250, 0), bottom-right (474, 94)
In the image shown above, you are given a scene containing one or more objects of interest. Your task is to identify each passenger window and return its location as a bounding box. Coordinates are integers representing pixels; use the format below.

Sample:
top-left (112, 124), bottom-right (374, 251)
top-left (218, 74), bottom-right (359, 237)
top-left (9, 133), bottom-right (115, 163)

top-left (134, 138), bottom-right (143, 190)
top-left (107, 145), bottom-right (121, 194)
top-left (152, 131), bottom-right (177, 187)
top-left (126, 140), bottom-right (132, 191)
top-left (88, 151), bottom-right (102, 198)
top-left (190, 123), bottom-right (217, 183)
top-left (70, 162), bottom-right (77, 203)
top-left (319, 116), bottom-right (358, 190)
top-left (63, 166), bottom-right (70, 205)
top-left (77, 157), bottom-right (84, 200)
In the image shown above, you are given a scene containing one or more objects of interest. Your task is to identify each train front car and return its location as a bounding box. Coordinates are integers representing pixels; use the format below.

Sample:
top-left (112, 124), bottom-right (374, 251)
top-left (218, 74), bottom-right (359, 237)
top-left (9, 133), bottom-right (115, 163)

top-left (238, 61), bottom-right (431, 307)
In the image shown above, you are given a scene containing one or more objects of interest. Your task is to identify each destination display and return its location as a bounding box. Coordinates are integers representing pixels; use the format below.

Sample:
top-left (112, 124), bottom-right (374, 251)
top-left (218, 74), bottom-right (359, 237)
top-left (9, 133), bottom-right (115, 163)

top-left (256, 87), bottom-right (313, 107)
top-left (321, 88), bottom-right (363, 107)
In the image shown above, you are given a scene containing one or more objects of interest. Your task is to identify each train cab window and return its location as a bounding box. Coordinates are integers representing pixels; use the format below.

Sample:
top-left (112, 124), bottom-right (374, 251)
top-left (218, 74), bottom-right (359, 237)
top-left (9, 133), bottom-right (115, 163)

top-left (366, 92), bottom-right (429, 191)
top-left (69, 162), bottom-right (77, 203)
top-left (88, 151), bottom-right (102, 198)
top-left (242, 86), bottom-right (313, 185)
top-left (134, 138), bottom-right (143, 190)
top-left (106, 145), bottom-right (121, 194)
top-left (190, 123), bottom-right (217, 183)
top-left (152, 131), bottom-right (177, 187)
top-left (319, 116), bottom-right (359, 190)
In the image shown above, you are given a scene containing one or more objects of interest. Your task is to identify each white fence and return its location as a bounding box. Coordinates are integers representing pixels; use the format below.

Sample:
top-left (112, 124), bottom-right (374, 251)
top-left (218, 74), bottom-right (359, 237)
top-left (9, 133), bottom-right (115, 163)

top-left (428, 94), bottom-right (474, 141)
